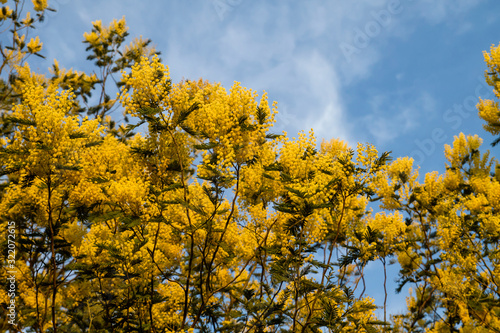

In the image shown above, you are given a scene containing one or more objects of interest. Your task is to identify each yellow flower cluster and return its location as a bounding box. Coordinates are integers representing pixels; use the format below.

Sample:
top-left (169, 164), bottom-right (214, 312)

top-left (239, 140), bottom-right (281, 206)
top-left (26, 36), bottom-right (42, 54)
top-left (0, 5), bottom-right (13, 20)
top-left (372, 157), bottom-right (418, 210)
top-left (339, 296), bottom-right (377, 332)
top-left (0, 65), bottom-right (104, 227)
top-left (83, 17), bottom-right (128, 46)
top-left (483, 43), bottom-right (500, 97)
top-left (478, 98), bottom-right (500, 135)
top-left (355, 142), bottom-right (379, 169)
top-left (444, 133), bottom-right (483, 169)
top-left (31, 0), bottom-right (48, 12)
top-left (368, 211), bottom-right (405, 244)
top-left (151, 282), bottom-right (184, 328)
top-left (278, 129), bottom-right (318, 181)
top-left (119, 54), bottom-right (170, 116)
top-left (179, 81), bottom-right (276, 176)
top-left (397, 247), bottom-right (421, 271)
top-left (9, 83), bottom-right (97, 175)
top-left (477, 44), bottom-right (500, 138)
top-left (443, 168), bottom-right (461, 191)
top-left (123, 36), bottom-right (158, 60)
top-left (21, 11), bottom-right (32, 27)
top-left (50, 59), bottom-right (99, 94)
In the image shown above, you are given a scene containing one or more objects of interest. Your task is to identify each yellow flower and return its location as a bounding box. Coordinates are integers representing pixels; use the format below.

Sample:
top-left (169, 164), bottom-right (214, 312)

top-left (478, 98), bottom-right (500, 135)
top-left (31, 0), bottom-right (47, 11)
top-left (0, 5), bottom-right (13, 20)
top-left (27, 36), bottom-right (42, 54)
top-left (83, 31), bottom-right (99, 45)
top-left (22, 11), bottom-right (32, 26)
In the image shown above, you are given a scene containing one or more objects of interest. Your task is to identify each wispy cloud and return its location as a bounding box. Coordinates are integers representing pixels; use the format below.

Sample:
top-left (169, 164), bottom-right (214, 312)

top-left (293, 51), bottom-right (350, 143)
top-left (363, 92), bottom-right (436, 145)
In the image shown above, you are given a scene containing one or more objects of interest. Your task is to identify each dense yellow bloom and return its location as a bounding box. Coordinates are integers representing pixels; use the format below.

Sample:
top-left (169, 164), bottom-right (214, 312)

top-left (120, 55), bottom-right (170, 116)
top-left (478, 43), bottom-right (500, 138)
top-left (444, 133), bottom-right (482, 167)
top-left (372, 156), bottom-right (418, 210)
top-left (478, 98), bottom-right (500, 135)
top-left (483, 43), bottom-right (500, 97)
top-left (368, 211), bottom-right (405, 243)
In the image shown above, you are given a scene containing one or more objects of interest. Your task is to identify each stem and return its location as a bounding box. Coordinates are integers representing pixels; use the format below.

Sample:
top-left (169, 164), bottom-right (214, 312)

top-left (163, 125), bottom-right (195, 330)
top-left (148, 222), bottom-right (162, 333)
top-left (182, 233), bottom-right (195, 328)
top-left (47, 174), bottom-right (57, 333)
top-left (87, 299), bottom-right (93, 333)
top-left (301, 193), bottom-right (347, 333)
top-left (382, 257), bottom-right (387, 331)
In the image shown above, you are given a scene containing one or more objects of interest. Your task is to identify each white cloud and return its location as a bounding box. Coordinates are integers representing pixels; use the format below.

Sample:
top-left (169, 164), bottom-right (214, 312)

top-left (293, 51), bottom-right (351, 143)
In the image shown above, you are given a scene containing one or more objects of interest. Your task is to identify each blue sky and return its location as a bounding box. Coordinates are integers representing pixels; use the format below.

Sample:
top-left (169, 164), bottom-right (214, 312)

top-left (21, 0), bottom-right (500, 319)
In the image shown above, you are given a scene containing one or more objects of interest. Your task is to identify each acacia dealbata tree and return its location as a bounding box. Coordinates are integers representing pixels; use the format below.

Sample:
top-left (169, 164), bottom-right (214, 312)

top-left (0, 1), bottom-right (500, 332)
